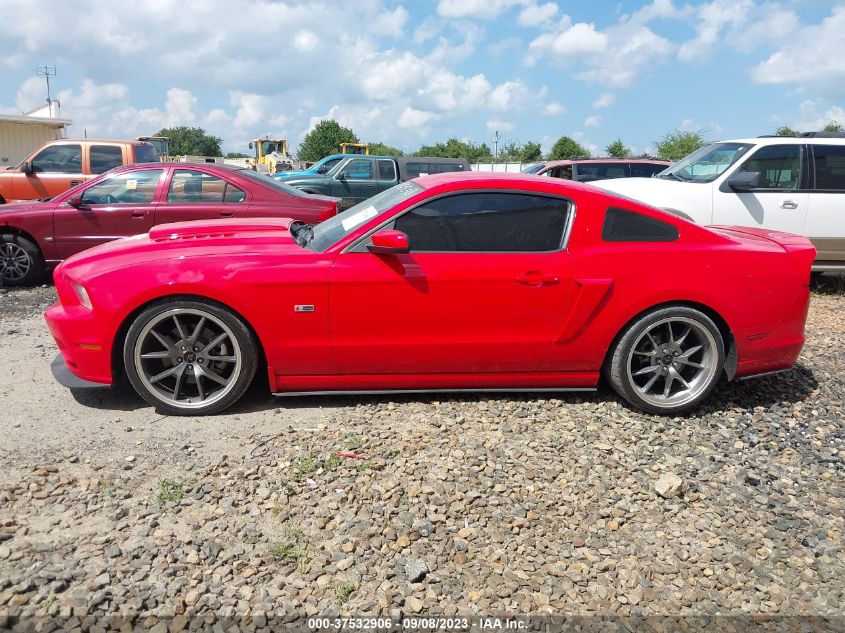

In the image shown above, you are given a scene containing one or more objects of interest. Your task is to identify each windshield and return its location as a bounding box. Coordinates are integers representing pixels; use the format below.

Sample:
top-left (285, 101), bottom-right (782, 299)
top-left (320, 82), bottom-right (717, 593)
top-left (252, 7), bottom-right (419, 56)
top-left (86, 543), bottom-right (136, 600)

top-left (308, 181), bottom-right (424, 252)
top-left (521, 163), bottom-right (546, 174)
top-left (238, 168), bottom-right (310, 197)
top-left (657, 142), bottom-right (753, 183)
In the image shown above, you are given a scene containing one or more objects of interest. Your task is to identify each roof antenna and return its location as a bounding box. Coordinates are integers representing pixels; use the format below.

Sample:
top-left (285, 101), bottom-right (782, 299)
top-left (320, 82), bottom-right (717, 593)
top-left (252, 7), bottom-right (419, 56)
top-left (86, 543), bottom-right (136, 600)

top-left (33, 65), bottom-right (57, 102)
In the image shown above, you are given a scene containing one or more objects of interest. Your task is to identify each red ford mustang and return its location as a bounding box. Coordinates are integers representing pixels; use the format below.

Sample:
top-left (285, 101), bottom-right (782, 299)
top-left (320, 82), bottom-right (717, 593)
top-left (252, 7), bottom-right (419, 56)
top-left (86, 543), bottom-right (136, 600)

top-left (44, 172), bottom-right (814, 416)
top-left (0, 162), bottom-right (340, 286)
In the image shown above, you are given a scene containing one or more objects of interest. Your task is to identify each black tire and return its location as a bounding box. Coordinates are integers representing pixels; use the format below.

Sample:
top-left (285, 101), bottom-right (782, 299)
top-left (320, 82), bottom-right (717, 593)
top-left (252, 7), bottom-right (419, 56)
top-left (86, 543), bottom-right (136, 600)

top-left (0, 233), bottom-right (45, 287)
top-left (606, 306), bottom-right (725, 415)
top-left (123, 299), bottom-right (258, 416)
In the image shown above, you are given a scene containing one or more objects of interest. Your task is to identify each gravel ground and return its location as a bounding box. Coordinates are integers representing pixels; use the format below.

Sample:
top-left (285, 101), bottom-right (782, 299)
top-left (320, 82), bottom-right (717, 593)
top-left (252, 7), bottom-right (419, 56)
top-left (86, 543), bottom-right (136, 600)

top-left (0, 281), bottom-right (843, 629)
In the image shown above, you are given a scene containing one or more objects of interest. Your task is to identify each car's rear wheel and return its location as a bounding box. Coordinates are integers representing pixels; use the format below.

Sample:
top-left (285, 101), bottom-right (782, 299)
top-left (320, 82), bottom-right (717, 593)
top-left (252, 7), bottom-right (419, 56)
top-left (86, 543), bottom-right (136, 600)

top-left (0, 233), bottom-right (45, 287)
top-left (607, 306), bottom-right (724, 415)
top-left (123, 300), bottom-right (258, 416)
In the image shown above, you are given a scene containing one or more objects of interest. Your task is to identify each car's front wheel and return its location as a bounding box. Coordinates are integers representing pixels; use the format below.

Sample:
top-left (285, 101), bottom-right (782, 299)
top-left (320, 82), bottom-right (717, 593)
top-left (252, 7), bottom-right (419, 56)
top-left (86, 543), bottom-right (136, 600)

top-left (607, 306), bottom-right (724, 415)
top-left (123, 300), bottom-right (258, 416)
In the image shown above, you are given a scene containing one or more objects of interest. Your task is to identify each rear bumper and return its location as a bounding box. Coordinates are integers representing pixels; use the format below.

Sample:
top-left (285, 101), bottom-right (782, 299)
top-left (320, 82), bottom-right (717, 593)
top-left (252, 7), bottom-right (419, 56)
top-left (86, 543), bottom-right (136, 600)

top-left (44, 301), bottom-right (113, 386)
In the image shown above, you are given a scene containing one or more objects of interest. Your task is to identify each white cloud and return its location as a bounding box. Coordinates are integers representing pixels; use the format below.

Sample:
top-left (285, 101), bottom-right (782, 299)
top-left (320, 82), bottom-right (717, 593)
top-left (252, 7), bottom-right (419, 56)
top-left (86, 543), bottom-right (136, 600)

top-left (593, 92), bottom-right (615, 108)
top-left (436, 0), bottom-right (524, 20)
top-left (398, 107), bottom-right (437, 129)
top-left (575, 24), bottom-right (672, 87)
top-left (793, 100), bottom-right (845, 133)
top-left (527, 20), bottom-right (608, 62)
top-left (292, 30), bottom-right (319, 53)
top-left (678, 0), bottom-right (753, 62)
top-left (488, 80), bottom-right (531, 111)
top-left (543, 101), bottom-right (565, 116)
top-left (486, 120), bottom-right (514, 132)
top-left (517, 2), bottom-right (558, 27)
top-left (752, 7), bottom-right (845, 88)
top-left (584, 115), bottom-right (601, 128)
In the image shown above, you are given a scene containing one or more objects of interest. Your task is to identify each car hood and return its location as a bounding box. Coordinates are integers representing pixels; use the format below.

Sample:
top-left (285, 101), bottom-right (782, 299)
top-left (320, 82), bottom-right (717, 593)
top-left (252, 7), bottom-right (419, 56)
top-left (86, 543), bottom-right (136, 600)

top-left (61, 217), bottom-right (307, 280)
top-left (282, 173), bottom-right (331, 186)
top-left (274, 169), bottom-right (314, 179)
top-left (0, 200), bottom-right (47, 216)
top-left (591, 176), bottom-right (695, 199)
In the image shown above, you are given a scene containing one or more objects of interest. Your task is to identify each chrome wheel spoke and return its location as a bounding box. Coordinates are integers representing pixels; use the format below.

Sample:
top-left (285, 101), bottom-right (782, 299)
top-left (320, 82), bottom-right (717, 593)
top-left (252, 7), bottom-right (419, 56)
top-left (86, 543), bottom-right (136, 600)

top-left (675, 326), bottom-right (691, 346)
top-left (141, 350), bottom-right (175, 360)
top-left (205, 354), bottom-right (237, 363)
top-left (642, 372), bottom-right (661, 393)
top-left (194, 365), bottom-right (206, 400)
top-left (202, 332), bottom-right (228, 353)
top-left (634, 364), bottom-right (660, 377)
top-left (149, 365), bottom-right (178, 384)
top-left (151, 330), bottom-right (175, 352)
top-left (172, 315), bottom-right (187, 341)
top-left (172, 365), bottom-right (186, 400)
top-left (198, 365), bottom-right (228, 386)
top-left (189, 316), bottom-right (206, 346)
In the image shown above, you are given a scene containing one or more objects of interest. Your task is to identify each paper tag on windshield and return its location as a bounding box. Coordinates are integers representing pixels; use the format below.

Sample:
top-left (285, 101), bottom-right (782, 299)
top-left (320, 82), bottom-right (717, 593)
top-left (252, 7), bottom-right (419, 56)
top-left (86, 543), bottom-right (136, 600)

top-left (126, 179), bottom-right (137, 190)
top-left (341, 205), bottom-right (378, 231)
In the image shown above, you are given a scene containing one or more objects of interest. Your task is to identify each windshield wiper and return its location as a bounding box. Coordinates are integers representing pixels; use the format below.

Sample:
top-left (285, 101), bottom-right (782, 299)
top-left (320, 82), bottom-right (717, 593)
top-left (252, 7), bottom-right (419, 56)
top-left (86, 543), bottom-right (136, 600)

top-left (658, 172), bottom-right (685, 182)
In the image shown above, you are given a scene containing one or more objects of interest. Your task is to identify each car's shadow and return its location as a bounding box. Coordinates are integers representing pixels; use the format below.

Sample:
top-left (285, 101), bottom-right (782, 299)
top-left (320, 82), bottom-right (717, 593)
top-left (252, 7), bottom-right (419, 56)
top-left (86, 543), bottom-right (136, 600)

top-left (69, 362), bottom-right (818, 420)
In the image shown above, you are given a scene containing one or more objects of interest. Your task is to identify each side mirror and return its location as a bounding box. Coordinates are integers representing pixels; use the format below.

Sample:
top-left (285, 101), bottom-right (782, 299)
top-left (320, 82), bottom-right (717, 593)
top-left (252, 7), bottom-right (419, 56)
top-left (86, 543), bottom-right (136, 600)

top-left (368, 229), bottom-right (409, 255)
top-left (337, 171), bottom-right (347, 180)
top-left (249, 142), bottom-right (254, 150)
top-left (316, 165), bottom-right (328, 174)
top-left (21, 161), bottom-right (32, 175)
top-left (67, 196), bottom-right (88, 209)
top-left (726, 171), bottom-right (761, 191)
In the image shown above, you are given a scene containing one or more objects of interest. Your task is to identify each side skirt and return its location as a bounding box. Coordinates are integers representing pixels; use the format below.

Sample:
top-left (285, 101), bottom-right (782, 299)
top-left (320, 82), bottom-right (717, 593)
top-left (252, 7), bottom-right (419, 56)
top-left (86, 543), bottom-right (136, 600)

top-left (275, 387), bottom-right (597, 397)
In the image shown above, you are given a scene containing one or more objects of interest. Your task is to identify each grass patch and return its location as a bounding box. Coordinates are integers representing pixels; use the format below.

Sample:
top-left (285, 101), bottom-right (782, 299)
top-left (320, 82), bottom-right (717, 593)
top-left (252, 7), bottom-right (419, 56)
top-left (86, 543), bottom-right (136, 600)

top-left (357, 459), bottom-right (374, 471)
top-left (157, 480), bottom-right (184, 504)
top-left (334, 580), bottom-right (354, 604)
top-left (269, 522), bottom-right (313, 573)
top-left (290, 458), bottom-right (316, 482)
top-left (343, 435), bottom-right (363, 450)
top-left (324, 453), bottom-right (343, 471)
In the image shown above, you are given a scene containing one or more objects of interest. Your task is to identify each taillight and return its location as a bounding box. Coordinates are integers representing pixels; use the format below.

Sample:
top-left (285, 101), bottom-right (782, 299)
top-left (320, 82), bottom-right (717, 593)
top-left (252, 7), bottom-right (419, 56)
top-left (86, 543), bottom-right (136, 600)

top-left (317, 202), bottom-right (339, 222)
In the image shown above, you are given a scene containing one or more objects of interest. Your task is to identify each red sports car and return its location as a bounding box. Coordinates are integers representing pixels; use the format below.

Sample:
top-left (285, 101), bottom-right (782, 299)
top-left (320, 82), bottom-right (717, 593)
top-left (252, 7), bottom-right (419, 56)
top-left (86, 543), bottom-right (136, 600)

top-left (0, 162), bottom-right (340, 286)
top-left (45, 172), bottom-right (814, 416)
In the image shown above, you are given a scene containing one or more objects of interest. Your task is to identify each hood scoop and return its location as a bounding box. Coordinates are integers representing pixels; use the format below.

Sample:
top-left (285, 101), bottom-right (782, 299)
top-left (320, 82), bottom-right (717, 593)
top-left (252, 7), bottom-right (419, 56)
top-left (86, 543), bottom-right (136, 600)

top-left (149, 217), bottom-right (294, 242)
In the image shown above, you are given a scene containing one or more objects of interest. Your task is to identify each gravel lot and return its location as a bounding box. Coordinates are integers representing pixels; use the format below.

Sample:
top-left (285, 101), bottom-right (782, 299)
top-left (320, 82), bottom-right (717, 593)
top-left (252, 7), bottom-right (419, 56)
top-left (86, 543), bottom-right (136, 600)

top-left (0, 281), bottom-right (843, 628)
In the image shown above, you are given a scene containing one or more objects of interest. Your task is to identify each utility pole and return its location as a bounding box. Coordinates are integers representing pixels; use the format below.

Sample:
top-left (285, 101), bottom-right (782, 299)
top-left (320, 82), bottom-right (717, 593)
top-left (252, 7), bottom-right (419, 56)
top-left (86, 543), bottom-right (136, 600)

top-left (33, 65), bottom-right (57, 102)
top-left (493, 130), bottom-right (501, 159)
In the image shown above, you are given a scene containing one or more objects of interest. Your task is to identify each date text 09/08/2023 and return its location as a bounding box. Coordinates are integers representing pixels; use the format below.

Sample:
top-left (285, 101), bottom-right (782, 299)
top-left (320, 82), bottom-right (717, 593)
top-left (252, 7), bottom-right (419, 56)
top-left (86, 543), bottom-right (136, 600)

top-left (307, 617), bottom-right (527, 630)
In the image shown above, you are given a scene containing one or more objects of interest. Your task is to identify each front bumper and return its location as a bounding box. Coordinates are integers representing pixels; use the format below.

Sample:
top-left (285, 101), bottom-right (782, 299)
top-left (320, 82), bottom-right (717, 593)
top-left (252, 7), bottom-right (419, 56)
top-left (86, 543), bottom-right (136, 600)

top-left (51, 354), bottom-right (108, 389)
top-left (44, 300), bottom-right (113, 386)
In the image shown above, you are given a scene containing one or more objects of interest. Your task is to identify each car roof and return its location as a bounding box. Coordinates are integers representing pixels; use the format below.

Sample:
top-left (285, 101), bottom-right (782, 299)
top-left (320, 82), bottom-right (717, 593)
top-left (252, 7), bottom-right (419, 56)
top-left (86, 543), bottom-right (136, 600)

top-left (108, 162), bottom-right (246, 174)
top-left (413, 170), bottom-right (600, 193)
top-left (722, 136), bottom-right (845, 145)
top-left (542, 158), bottom-right (671, 167)
top-left (45, 138), bottom-right (154, 145)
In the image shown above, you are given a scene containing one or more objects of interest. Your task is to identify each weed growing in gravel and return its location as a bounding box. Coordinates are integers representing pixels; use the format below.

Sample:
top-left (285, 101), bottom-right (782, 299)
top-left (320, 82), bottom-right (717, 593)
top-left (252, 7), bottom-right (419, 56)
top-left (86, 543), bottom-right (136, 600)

top-left (291, 458), bottom-right (315, 481)
top-left (157, 480), bottom-right (184, 503)
top-left (324, 453), bottom-right (343, 471)
top-left (343, 435), bottom-right (362, 450)
top-left (269, 522), bottom-right (312, 573)
top-left (358, 459), bottom-right (374, 471)
top-left (334, 580), bottom-right (354, 604)
top-left (41, 594), bottom-right (55, 613)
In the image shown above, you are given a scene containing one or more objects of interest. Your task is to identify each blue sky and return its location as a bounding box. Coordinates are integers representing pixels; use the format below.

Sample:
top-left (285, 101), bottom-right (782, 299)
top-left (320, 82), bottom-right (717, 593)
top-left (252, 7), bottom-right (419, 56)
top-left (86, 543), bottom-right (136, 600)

top-left (2, 0), bottom-right (843, 156)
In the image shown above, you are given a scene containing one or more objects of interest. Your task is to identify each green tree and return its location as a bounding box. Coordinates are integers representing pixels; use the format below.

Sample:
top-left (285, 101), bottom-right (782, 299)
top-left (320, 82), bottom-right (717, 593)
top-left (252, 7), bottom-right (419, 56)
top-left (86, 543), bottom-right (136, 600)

top-left (823, 121), bottom-right (844, 133)
top-left (498, 141), bottom-right (543, 162)
top-left (298, 120), bottom-right (359, 162)
top-left (605, 138), bottom-right (631, 158)
top-left (415, 138), bottom-right (492, 162)
top-left (225, 151), bottom-right (250, 159)
top-left (547, 136), bottom-right (590, 160)
top-left (775, 126), bottom-right (799, 137)
top-left (156, 126), bottom-right (223, 156)
top-left (368, 142), bottom-right (403, 157)
top-left (654, 130), bottom-right (707, 161)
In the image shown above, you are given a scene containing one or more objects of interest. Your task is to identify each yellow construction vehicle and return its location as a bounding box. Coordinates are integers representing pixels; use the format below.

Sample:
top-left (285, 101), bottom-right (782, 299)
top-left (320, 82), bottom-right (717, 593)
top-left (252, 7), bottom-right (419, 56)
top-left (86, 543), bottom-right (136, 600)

top-left (339, 143), bottom-right (370, 155)
top-left (136, 136), bottom-right (171, 161)
top-left (248, 138), bottom-right (293, 174)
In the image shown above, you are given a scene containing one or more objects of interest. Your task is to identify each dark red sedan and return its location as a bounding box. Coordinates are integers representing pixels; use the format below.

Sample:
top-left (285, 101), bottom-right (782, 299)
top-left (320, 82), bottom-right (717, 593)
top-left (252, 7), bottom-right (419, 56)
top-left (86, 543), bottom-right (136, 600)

top-left (0, 162), bottom-right (340, 285)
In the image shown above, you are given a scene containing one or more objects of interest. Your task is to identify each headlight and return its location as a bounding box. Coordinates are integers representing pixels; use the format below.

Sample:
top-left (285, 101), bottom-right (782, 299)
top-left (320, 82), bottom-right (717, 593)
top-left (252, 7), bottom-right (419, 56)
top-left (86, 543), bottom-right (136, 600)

top-left (72, 282), bottom-right (93, 310)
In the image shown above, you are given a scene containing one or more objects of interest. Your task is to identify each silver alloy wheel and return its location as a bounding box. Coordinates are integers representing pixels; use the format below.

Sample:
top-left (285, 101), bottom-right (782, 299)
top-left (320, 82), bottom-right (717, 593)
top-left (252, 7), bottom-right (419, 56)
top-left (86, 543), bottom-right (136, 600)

top-left (0, 242), bottom-right (31, 282)
top-left (626, 316), bottom-right (718, 409)
top-left (133, 308), bottom-right (242, 410)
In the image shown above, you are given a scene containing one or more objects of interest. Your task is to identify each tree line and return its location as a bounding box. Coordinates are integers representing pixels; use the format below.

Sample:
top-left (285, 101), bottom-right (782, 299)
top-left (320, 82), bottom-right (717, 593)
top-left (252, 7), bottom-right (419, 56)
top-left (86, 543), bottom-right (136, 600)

top-left (153, 118), bottom-right (845, 165)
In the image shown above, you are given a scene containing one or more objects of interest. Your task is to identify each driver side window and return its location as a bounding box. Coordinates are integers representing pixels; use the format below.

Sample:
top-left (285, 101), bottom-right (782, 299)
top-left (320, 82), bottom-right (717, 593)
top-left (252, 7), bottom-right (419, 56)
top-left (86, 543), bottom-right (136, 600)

top-left (340, 159), bottom-right (373, 180)
top-left (735, 145), bottom-right (800, 191)
top-left (80, 170), bottom-right (163, 205)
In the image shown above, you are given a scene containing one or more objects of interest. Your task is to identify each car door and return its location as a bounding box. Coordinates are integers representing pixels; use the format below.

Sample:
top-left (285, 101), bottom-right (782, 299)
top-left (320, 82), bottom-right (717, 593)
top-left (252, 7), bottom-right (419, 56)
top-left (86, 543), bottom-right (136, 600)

top-left (53, 168), bottom-right (164, 259)
top-left (13, 142), bottom-right (84, 201)
top-left (806, 144), bottom-right (845, 265)
top-left (712, 144), bottom-right (809, 235)
top-left (333, 158), bottom-right (377, 208)
top-left (329, 191), bottom-right (574, 374)
top-left (155, 168), bottom-right (248, 225)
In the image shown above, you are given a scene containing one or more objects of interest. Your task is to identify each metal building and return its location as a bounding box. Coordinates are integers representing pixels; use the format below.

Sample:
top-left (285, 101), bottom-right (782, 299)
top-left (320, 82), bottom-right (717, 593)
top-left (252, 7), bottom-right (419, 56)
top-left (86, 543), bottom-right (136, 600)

top-left (0, 100), bottom-right (72, 169)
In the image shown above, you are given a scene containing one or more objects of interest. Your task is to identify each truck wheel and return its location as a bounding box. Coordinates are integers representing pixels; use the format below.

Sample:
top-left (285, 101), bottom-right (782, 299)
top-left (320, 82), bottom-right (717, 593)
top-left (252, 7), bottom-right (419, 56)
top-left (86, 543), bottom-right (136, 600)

top-left (0, 234), bottom-right (45, 286)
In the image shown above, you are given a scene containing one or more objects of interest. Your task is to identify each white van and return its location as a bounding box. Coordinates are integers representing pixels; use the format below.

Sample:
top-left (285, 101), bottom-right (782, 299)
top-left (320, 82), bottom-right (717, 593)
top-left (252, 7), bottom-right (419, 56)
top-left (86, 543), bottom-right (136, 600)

top-left (592, 133), bottom-right (845, 271)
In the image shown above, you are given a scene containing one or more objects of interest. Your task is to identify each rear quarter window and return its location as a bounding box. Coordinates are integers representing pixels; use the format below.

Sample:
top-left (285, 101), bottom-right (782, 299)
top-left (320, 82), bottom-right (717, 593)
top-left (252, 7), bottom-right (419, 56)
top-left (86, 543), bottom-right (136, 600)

top-left (602, 207), bottom-right (679, 242)
top-left (134, 145), bottom-right (160, 163)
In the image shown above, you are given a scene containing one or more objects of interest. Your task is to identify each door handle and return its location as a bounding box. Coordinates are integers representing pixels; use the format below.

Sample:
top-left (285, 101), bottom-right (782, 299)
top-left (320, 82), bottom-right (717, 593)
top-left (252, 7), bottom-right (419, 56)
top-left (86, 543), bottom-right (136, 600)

top-left (131, 210), bottom-right (146, 218)
top-left (781, 200), bottom-right (798, 209)
top-left (219, 210), bottom-right (234, 217)
top-left (516, 272), bottom-right (559, 286)
top-left (70, 180), bottom-right (81, 187)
